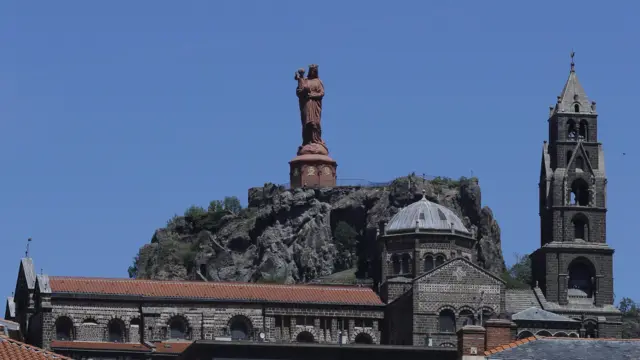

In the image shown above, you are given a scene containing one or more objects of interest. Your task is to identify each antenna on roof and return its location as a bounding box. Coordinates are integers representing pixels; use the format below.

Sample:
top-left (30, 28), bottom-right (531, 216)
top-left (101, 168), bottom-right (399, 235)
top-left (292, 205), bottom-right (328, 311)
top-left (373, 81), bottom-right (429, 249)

top-left (25, 237), bottom-right (32, 258)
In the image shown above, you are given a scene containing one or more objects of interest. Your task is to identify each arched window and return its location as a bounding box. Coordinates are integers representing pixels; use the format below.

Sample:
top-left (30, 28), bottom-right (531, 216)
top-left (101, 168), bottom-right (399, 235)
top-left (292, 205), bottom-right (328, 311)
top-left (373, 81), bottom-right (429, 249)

top-left (572, 213), bottom-right (589, 241)
top-left (569, 333), bottom-right (579, 338)
top-left (554, 332), bottom-right (569, 337)
top-left (391, 254), bottom-right (400, 275)
top-left (575, 156), bottom-right (584, 170)
top-left (435, 255), bottom-right (445, 267)
top-left (108, 319), bottom-right (125, 343)
top-left (517, 330), bottom-right (534, 340)
top-left (567, 119), bottom-right (577, 140)
top-left (579, 120), bottom-right (588, 140)
top-left (459, 310), bottom-right (475, 326)
top-left (296, 331), bottom-right (314, 343)
top-left (424, 256), bottom-right (434, 272)
top-left (438, 309), bottom-right (456, 333)
top-left (354, 333), bottom-right (373, 344)
top-left (55, 316), bottom-right (74, 341)
top-left (585, 322), bottom-right (597, 338)
top-left (229, 315), bottom-right (252, 340)
top-left (437, 209), bottom-right (447, 221)
top-left (566, 151), bottom-right (573, 167)
top-left (168, 316), bottom-right (188, 339)
top-left (401, 253), bottom-right (411, 274)
top-left (570, 179), bottom-right (590, 206)
top-left (536, 330), bottom-right (552, 337)
top-left (568, 258), bottom-right (595, 298)
top-left (574, 104), bottom-right (580, 113)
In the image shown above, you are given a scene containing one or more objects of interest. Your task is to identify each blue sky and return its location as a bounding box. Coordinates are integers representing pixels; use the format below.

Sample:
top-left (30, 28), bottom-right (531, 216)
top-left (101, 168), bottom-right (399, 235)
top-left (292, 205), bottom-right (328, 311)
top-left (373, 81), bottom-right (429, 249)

top-left (1, 1), bottom-right (638, 303)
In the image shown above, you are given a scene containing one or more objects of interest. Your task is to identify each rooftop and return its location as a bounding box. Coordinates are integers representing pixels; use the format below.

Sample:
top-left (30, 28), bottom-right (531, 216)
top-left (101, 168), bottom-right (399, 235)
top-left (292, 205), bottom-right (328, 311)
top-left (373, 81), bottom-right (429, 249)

top-left (0, 335), bottom-right (71, 359)
top-left (385, 192), bottom-right (470, 234)
top-left (48, 276), bottom-right (384, 306)
top-left (486, 336), bottom-right (640, 360)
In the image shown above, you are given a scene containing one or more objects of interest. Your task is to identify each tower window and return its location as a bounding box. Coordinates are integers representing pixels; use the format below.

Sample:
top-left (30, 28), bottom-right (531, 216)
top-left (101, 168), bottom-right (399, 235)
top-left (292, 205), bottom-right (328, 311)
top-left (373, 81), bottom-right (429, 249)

top-left (574, 104), bottom-right (580, 112)
top-left (424, 255), bottom-right (434, 272)
top-left (401, 253), bottom-right (411, 274)
top-left (567, 119), bottom-right (577, 140)
top-left (575, 156), bottom-right (584, 170)
top-left (579, 120), bottom-right (588, 140)
top-left (568, 258), bottom-right (595, 298)
top-left (392, 254), bottom-right (401, 274)
top-left (572, 214), bottom-right (589, 241)
top-left (570, 179), bottom-right (590, 206)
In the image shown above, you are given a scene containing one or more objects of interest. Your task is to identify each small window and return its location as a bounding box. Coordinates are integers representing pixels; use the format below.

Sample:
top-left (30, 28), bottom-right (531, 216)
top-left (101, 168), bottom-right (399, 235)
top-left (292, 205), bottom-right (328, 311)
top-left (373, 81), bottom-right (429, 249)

top-left (354, 318), bottom-right (364, 327)
top-left (401, 253), bottom-right (411, 274)
top-left (419, 212), bottom-right (425, 220)
top-left (169, 317), bottom-right (187, 339)
top-left (439, 310), bottom-right (456, 333)
top-left (435, 255), bottom-right (445, 267)
top-left (437, 209), bottom-right (447, 221)
top-left (275, 316), bottom-right (282, 327)
top-left (55, 317), bottom-right (74, 341)
top-left (283, 317), bottom-right (291, 327)
top-left (575, 156), bottom-right (584, 170)
top-left (574, 104), bottom-right (580, 112)
top-left (108, 320), bottom-right (125, 343)
top-left (424, 256), bottom-right (435, 272)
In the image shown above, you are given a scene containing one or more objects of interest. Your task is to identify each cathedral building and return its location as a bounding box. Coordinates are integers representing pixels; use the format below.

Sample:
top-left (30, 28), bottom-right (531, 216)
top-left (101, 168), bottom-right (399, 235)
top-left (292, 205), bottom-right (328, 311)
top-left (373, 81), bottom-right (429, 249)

top-left (2, 60), bottom-right (622, 359)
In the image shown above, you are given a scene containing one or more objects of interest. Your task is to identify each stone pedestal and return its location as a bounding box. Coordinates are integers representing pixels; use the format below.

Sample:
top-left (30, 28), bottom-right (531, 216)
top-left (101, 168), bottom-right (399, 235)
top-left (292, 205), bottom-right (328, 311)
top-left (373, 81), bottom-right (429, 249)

top-left (289, 154), bottom-right (337, 189)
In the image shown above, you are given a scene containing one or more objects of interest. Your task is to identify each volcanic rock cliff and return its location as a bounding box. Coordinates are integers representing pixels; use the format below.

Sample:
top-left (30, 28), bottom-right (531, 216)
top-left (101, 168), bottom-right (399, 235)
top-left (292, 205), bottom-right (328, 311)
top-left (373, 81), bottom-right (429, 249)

top-left (131, 174), bottom-right (506, 284)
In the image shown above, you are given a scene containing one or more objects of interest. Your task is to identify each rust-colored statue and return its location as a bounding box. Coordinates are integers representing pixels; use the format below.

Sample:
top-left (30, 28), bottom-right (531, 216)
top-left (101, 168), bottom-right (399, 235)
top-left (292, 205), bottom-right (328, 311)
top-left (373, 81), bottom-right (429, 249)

top-left (295, 64), bottom-right (328, 156)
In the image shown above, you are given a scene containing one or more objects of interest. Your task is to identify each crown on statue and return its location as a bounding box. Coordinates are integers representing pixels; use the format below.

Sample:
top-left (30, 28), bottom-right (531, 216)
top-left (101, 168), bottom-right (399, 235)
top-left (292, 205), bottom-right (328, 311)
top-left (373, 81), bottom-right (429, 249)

top-left (308, 64), bottom-right (319, 70)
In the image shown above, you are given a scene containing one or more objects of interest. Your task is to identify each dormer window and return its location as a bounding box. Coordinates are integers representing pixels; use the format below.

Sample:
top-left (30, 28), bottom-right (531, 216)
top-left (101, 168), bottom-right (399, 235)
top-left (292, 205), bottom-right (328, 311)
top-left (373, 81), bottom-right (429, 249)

top-left (574, 104), bottom-right (580, 113)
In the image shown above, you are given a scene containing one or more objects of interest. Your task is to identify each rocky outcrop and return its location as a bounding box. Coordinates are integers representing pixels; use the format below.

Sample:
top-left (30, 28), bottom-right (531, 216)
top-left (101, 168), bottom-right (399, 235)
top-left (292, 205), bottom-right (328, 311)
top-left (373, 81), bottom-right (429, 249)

top-left (132, 174), bottom-right (506, 284)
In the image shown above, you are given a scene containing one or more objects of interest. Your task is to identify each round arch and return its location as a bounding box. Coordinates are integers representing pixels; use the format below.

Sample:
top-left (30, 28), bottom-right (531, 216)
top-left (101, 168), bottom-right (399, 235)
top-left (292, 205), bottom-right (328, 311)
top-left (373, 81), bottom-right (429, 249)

top-left (536, 330), bottom-right (552, 337)
top-left (354, 332), bottom-right (373, 344)
top-left (167, 315), bottom-right (190, 340)
top-left (517, 330), bottom-right (534, 340)
top-left (107, 318), bottom-right (126, 343)
top-left (570, 178), bottom-right (590, 206)
top-left (54, 316), bottom-right (75, 341)
top-left (571, 213), bottom-right (589, 241)
top-left (228, 315), bottom-right (253, 340)
top-left (296, 331), bottom-right (315, 343)
top-left (568, 257), bottom-right (596, 298)
top-left (554, 332), bottom-right (569, 337)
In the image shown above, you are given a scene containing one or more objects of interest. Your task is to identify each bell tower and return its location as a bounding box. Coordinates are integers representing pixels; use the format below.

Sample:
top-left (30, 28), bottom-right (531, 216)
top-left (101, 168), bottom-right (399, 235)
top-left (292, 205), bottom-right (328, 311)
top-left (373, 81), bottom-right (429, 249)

top-left (532, 54), bottom-right (620, 338)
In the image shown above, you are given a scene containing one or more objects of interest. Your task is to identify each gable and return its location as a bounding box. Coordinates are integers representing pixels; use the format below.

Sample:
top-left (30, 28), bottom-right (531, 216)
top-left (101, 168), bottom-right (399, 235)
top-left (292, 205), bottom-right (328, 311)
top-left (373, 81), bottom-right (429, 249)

top-left (566, 142), bottom-right (595, 176)
top-left (415, 258), bottom-right (504, 287)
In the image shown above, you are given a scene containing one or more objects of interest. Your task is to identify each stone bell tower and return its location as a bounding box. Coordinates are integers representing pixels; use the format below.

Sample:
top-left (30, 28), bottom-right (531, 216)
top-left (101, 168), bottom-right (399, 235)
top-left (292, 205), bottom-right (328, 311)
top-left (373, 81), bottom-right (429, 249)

top-left (532, 53), bottom-right (620, 338)
top-left (289, 64), bottom-right (337, 188)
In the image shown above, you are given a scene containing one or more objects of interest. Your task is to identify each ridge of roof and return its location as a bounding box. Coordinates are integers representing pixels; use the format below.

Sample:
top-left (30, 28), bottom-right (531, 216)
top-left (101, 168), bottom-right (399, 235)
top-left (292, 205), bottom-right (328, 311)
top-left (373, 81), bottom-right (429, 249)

top-left (0, 335), bottom-right (72, 359)
top-left (48, 276), bottom-right (384, 306)
top-left (48, 276), bottom-right (374, 291)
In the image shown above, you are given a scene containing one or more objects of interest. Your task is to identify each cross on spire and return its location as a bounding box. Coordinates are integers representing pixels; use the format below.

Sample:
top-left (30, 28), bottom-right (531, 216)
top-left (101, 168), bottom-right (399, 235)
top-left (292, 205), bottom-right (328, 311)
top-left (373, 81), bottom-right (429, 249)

top-left (570, 50), bottom-right (576, 72)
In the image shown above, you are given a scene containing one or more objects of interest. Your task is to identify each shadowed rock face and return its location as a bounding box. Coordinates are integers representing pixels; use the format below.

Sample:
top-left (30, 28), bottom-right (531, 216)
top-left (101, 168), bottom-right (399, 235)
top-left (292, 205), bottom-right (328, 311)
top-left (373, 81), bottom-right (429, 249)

top-left (132, 175), bottom-right (506, 284)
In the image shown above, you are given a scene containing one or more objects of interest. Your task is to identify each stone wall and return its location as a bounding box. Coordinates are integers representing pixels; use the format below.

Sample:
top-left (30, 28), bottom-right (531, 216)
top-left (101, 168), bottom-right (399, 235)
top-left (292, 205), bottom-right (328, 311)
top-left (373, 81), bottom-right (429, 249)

top-left (43, 299), bottom-right (383, 349)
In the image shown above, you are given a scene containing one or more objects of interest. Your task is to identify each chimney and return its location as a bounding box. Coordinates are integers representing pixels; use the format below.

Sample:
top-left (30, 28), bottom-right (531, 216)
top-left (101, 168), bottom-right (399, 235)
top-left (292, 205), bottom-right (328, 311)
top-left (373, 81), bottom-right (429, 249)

top-left (457, 325), bottom-right (485, 360)
top-left (484, 319), bottom-right (517, 351)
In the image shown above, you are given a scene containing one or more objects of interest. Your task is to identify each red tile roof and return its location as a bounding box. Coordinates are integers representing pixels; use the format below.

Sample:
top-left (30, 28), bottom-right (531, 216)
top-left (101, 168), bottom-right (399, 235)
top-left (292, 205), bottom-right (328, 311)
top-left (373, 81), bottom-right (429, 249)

top-left (48, 277), bottom-right (384, 306)
top-left (50, 341), bottom-right (150, 352)
top-left (152, 341), bottom-right (192, 354)
top-left (0, 335), bottom-right (71, 359)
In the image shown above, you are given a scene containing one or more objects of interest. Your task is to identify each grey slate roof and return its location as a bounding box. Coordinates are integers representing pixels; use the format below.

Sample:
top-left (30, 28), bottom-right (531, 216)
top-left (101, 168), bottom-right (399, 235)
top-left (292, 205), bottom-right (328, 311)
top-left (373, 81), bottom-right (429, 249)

top-left (4, 297), bottom-right (15, 319)
top-left (555, 66), bottom-right (595, 115)
top-left (487, 338), bottom-right (640, 360)
top-left (20, 258), bottom-right (37, 290)
top-left (505, 289), bottom-right (541, 314)
top-left (386, 194), bottom-right (470, 234)
top-left (512, 307), bottom-right (578, 323)
top-left (36, 274), bottom-right (51, 294)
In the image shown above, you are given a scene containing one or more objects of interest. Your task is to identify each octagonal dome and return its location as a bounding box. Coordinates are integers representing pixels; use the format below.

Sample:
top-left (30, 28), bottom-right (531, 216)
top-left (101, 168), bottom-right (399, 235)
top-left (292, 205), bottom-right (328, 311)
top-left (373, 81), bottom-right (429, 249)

top-left (386, 194), bottom-right (470, 234)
